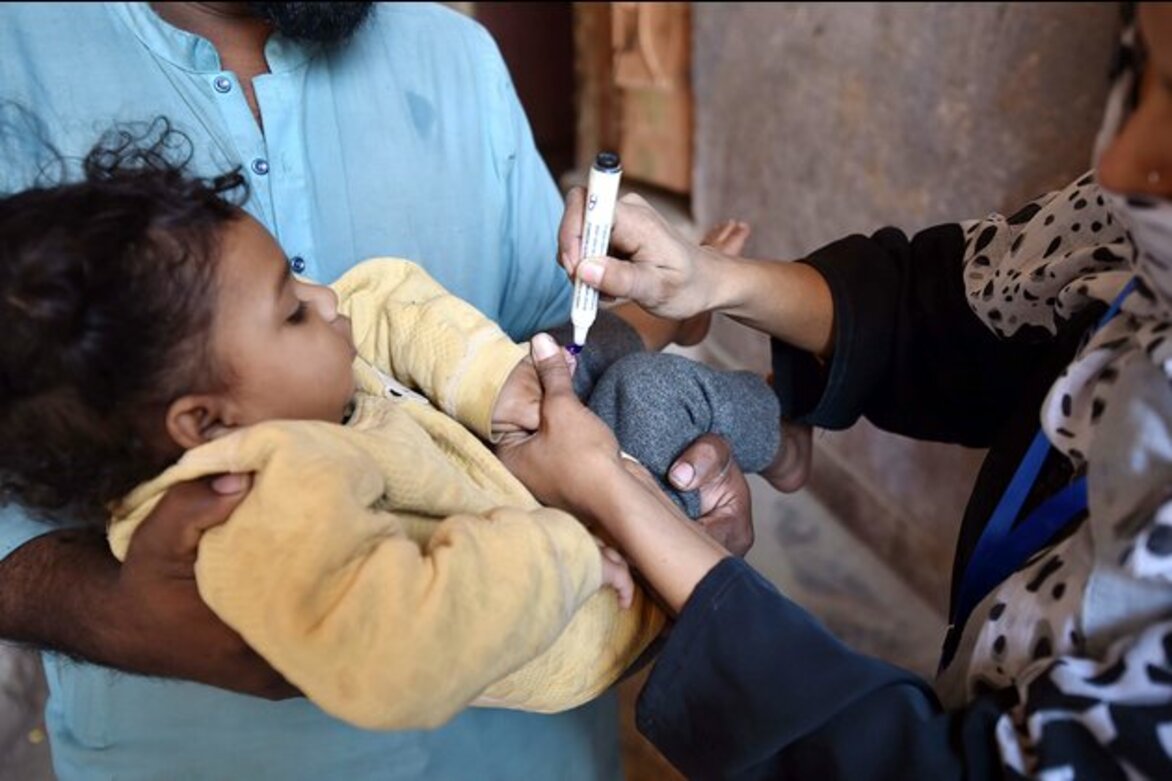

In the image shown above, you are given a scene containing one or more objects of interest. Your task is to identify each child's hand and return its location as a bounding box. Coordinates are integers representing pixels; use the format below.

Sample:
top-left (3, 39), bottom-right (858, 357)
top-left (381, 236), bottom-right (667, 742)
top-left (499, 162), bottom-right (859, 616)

top-left (671, 220), bottom-right (754, 347)
top-left (761, 420), bottom-right (813, 494)
top-left (492, 349), bottom-right (578, 436)
top-left (598, 542), bottom-right (634, 609)
top-left (700, 219), bottom-right (751, 256)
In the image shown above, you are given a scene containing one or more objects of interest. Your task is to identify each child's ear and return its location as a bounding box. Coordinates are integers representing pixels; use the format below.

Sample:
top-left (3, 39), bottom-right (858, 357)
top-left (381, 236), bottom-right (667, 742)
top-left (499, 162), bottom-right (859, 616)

top-left (166, 394), bottom-right (236, 450)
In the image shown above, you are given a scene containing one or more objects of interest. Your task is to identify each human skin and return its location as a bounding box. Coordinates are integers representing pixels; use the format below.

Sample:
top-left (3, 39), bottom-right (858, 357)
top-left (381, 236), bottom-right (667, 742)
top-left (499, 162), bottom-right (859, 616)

top-left (0, 0), bottom-right (755, 693)
top-left (540, 1), bottom-right (1172, 617)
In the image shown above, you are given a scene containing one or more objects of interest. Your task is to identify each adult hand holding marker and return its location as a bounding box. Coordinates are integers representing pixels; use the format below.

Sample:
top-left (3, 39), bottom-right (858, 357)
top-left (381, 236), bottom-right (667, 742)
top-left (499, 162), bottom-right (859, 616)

top-left (569, 152), bottom-right (623, 353)
top-left (553, 153), bottom-right (760, 560)
top-left (560, 171), bottom-right (835, 358)
top-left (560, 159), bottom-right (758, 338)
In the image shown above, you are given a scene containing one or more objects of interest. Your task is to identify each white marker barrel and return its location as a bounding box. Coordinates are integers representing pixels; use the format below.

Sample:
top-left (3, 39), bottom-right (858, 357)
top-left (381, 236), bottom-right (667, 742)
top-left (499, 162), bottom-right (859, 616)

top-left (571, 152), bottom-right (623, 346)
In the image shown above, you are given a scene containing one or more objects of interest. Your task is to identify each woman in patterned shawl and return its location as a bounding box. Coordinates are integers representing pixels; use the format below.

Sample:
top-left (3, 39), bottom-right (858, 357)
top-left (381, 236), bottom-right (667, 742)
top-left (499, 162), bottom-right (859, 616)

top-left (500, 2), bottom-right (1172, 778)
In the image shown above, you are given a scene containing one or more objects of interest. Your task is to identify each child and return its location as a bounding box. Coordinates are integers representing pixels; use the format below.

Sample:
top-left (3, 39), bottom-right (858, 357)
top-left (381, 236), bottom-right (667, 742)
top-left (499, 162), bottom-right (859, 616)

top-left (0, 127), bottom-right (805, 731)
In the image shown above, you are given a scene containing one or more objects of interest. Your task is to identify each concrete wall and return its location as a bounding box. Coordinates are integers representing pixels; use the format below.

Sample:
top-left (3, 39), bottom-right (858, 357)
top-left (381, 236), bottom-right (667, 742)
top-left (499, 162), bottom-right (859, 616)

top-left (692, 2), bottom-right (1121, 609)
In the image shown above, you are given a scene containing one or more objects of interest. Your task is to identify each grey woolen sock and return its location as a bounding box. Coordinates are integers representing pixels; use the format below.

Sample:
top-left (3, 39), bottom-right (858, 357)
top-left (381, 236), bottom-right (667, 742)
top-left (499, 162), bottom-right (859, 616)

top-left (547, 309), bottom-right (645, 399)
top-left (587, 352), bottom-right (781, 518)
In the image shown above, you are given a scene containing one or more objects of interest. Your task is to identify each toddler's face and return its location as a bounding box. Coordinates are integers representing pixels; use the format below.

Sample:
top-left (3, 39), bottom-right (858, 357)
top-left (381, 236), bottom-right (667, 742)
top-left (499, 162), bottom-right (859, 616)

top-left (210, 214), bottom-right (357, 426)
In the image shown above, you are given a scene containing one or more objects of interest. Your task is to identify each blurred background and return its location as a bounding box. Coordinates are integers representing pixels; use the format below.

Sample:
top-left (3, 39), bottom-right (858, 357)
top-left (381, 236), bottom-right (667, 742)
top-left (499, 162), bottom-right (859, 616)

top-left (1, 3), bottom-right (1123, 779)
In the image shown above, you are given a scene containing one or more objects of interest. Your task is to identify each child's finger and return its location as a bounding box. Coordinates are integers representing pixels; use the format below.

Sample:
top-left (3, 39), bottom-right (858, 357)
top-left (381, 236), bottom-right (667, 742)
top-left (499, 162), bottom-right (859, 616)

top-left (618, 571), bottom-right (634, 609)
top-left (601, 545), bottom-right (626, 565)
top-left (699, 219), bottom-right (734, 247)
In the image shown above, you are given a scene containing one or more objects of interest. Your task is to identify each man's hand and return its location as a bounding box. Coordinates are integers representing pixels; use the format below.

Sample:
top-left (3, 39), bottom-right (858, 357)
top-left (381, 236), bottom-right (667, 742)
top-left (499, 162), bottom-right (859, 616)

top-left (668, 434), bottom-right (755, 556)
top-left (108, 474), bottom-right (297, 699)
top-left (0, 474), bottom-right (296, 698)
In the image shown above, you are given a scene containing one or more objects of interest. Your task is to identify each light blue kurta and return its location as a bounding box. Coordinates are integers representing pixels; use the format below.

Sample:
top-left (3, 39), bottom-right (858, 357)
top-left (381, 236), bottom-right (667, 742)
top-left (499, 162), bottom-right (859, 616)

top-left (0, 3), bottom-right (616, 779)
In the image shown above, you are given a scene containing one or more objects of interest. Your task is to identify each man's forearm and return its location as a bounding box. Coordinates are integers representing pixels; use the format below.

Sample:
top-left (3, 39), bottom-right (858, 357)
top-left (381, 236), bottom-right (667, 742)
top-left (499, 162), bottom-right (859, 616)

top-left (0, 480), bottom-right (295, 698)
top-left (0, 528), bottom-right (120, 662)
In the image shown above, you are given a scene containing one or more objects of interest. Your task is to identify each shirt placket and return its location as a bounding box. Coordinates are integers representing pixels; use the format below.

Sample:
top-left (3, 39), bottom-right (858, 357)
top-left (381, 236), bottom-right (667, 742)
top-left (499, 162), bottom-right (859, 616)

top-left (204, 68), bottom-right (276, 232)
top-left (254, 70), bottom-right (317, 281)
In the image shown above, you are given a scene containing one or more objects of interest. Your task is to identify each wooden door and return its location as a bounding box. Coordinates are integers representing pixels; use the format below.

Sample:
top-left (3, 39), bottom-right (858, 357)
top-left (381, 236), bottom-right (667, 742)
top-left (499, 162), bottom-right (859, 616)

top-left (574, 2), bottom-right (693, 195)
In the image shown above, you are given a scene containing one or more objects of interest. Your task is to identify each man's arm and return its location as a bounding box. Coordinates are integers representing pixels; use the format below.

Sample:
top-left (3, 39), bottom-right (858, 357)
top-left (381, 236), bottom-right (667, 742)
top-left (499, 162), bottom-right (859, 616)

top-left (466, 22), bottom-right (572, 342)
top-left (0, 476), bottom-right (294, 699)
top-left (0, 526), bottom-right (122, 658)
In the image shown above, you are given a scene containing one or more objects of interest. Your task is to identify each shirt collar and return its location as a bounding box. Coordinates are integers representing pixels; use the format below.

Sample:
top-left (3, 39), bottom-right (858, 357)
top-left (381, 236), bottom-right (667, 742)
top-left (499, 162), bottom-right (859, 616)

top-left (111, 3), bottom-right (317, 74)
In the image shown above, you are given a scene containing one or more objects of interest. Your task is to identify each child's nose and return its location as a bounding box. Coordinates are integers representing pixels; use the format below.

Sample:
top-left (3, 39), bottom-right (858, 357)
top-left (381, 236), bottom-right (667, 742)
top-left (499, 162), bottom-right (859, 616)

top-left (301, 282), bottom-right (340, 321)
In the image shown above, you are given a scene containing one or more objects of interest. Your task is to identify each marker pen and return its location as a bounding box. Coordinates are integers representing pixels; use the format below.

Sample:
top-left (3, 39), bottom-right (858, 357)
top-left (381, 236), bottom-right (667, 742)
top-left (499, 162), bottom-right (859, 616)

top-left (570, 151), bottom-right (623, 351)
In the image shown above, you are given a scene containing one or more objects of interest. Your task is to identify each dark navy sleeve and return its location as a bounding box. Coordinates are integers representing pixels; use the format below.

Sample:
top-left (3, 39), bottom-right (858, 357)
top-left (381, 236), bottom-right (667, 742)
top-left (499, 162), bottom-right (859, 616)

top-left (636, 558), bottom-right (1172, 780)
top-left (772, 224), bottom-right (1064, 447)
top-left (635, 558), bottom-right (1002, 780)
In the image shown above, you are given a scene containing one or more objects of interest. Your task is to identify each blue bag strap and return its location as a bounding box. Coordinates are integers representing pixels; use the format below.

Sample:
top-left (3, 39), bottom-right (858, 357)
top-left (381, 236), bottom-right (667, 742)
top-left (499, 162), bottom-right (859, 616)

top-left (948, 277), bottom-right (1136, 632)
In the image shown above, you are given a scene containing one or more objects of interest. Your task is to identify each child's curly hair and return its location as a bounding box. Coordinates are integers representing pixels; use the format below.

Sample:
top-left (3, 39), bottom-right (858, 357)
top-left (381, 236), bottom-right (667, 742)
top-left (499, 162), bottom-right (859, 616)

top-left (0, 118), bottom-right (247, 525)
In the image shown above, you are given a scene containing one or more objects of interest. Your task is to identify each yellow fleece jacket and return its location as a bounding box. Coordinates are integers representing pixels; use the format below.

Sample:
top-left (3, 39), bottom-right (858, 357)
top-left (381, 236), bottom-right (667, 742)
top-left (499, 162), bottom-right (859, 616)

top-left (108, 259), bottom-right (664, 731)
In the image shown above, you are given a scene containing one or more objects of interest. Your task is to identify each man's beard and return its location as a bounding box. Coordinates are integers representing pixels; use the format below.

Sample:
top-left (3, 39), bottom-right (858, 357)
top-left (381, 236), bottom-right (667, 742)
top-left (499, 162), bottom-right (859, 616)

top-left (244, 3), bottom-right (375, 44)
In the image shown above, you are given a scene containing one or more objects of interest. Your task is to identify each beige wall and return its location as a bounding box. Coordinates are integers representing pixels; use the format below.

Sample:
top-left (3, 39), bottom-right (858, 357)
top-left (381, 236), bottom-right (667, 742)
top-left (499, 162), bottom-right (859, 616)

top-left (691, 2), bottom-right (1121, 608)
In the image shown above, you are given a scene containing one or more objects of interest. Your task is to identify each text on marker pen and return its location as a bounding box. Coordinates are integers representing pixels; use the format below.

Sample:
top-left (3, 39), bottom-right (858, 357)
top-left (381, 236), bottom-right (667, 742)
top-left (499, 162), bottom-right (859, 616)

top-left (571, 152), bottom-right (623, 349)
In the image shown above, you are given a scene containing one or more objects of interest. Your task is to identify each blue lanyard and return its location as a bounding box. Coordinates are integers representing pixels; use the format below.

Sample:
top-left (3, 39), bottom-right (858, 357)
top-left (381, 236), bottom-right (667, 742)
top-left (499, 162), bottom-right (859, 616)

top-left (949, 278), bottom-right (1137, 634)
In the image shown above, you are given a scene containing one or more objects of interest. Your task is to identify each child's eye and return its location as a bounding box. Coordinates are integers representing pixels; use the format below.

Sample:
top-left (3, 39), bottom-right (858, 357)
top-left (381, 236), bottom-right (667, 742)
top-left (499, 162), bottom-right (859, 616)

top-left (287, 301), bottom-right (308, 324)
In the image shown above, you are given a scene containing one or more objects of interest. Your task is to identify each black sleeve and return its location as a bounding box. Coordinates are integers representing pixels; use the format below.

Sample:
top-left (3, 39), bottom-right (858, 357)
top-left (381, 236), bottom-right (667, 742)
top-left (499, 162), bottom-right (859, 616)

top-left (636, 558), bottom-right (1172, 781)
top-left (772, 224), bottom-right (1062, 447)
top-left (636, 558), bottom-right (966, 780)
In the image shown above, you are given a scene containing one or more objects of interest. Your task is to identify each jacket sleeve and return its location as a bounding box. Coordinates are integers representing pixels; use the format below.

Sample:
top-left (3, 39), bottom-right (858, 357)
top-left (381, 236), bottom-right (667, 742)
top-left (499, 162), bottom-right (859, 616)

top-left (113, 421), bottom-right (605, 731)
top-left (637, 557), bottom-right (1172, 780)
top-left (332, 258), bottom-right (528, 440)
top-left (774, 212), bottom-right (1079, 447)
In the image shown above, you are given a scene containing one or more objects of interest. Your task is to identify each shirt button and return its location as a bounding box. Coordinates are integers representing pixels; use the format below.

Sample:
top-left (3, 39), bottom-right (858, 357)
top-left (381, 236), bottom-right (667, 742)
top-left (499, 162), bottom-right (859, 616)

top-left (213, 76), bottom-right (232, 94)
top-left (251, 158), bottom-right (270, 176)
top-left (290, 256), bottom-right (307, 273)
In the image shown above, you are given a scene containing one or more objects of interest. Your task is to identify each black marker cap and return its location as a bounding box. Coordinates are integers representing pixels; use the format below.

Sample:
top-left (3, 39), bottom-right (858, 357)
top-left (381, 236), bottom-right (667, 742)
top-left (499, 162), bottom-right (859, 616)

top-left (593, 152), bottom-right (622, 174)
